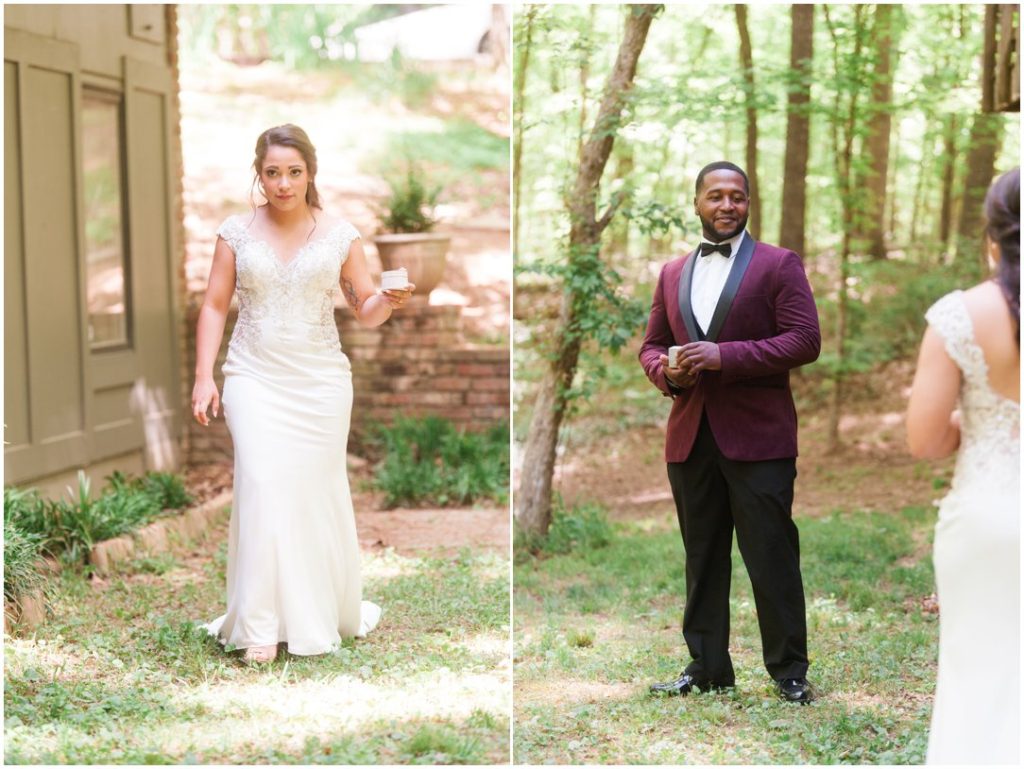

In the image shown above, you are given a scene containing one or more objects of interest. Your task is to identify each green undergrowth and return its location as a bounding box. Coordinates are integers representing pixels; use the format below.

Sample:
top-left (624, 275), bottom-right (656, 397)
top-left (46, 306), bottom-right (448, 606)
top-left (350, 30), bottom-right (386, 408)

top-left (5, 544), bottom-right (510, 764)
top-left (388, 119), bottom-right (509, 175)
top-left (4, 471), bottom-right (193, 601)
top-left (515, 499), bottom-right (613, 558)
top-left (514, 504), bottom-right (938, 764)
top-left (371, 417), bottom-right (510, 508)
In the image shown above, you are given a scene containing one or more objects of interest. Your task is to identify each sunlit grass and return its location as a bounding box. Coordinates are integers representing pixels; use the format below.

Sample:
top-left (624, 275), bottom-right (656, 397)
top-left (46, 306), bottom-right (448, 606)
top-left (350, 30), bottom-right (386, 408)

top-left (5, 544), bottom-right (509, 764)
top-left (514, 506), bottom-right (937, 764)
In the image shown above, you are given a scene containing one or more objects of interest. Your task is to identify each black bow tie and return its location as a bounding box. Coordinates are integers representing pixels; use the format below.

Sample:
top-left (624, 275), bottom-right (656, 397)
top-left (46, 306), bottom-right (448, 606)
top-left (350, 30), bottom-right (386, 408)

top-left (699, 241), bottom-right (732, 258)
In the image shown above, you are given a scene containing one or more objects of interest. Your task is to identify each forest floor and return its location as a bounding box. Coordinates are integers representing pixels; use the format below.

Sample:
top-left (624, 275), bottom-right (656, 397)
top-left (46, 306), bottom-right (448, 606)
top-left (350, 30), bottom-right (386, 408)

top-left (514, 360), bottom-right (953, 764)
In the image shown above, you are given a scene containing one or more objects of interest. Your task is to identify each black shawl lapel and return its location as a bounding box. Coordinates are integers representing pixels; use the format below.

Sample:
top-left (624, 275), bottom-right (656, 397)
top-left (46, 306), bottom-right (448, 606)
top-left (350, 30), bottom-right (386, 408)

top-left (705, 235), bottom-right (755, 342)
top-left (676, 250), bottom-right (701, 343)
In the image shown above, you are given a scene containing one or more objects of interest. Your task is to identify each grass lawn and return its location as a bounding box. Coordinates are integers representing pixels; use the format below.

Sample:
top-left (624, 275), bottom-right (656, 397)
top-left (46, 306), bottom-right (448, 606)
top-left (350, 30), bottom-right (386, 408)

top-left (514, 505), bottom-right (938, 764)
top-left (5, 522), bottom-right (510, 764)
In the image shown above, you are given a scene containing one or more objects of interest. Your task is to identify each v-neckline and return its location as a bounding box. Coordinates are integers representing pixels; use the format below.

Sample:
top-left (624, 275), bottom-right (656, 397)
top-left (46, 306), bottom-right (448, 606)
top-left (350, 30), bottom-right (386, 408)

top-left (243, 219), bottom-right (342, 270)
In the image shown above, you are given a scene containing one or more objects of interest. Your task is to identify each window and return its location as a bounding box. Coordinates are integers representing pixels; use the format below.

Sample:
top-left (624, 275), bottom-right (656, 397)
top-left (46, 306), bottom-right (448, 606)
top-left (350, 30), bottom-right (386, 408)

top-left (81, 90), bottom-right (130, 348)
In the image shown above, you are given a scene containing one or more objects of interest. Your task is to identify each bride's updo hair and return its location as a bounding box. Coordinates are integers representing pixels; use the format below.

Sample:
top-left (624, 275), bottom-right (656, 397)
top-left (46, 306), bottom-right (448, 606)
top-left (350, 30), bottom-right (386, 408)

top-left (985, 167), bottom-right (1019, 345)
top-left (252, 124), bottom-right (322, 210)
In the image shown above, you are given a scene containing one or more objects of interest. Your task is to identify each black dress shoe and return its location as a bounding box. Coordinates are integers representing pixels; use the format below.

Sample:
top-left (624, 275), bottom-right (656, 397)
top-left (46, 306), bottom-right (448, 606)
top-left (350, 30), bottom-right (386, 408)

top-left (776, 677), bottom-right (814, 704)
top-left (650, 672), bottom-right (730, 696)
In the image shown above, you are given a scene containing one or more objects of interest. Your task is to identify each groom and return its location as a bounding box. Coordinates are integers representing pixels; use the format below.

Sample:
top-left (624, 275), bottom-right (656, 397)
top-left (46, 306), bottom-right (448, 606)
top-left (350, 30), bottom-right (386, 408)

top-left (638, 161), bottom-right (821, 703)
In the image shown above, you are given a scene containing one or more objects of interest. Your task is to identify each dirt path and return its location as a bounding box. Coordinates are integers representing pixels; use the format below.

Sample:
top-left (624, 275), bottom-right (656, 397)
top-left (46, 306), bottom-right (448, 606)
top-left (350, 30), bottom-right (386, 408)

top-left (184, 461), bottom-right (509, 556)
top-left (358, 507), bottom-right (509, 554)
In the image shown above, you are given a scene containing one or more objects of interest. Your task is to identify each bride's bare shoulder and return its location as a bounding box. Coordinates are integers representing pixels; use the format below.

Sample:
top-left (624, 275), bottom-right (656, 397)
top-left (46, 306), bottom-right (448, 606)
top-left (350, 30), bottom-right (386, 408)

top-left (961, 280), bottom-right (1005, 309)
top-left (961, 279), bottom-right (1017, 341)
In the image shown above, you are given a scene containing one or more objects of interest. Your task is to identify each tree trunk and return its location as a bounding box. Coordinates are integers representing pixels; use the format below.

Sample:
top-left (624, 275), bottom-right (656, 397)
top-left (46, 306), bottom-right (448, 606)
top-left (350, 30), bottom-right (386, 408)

top-left (608, 140), bottom-right (634, 257)
top-left (516, 5), bottom-right (660, 538)
top-left (823, 4), bottom-right (866, 453)
top-left (910, 119), bottom-right (934, 248)
top-left (858, 3), bottom-right (898, 259)
top-left (735, 4), bottom-right (761, 239)
top-left (512, 6), bottom-right (537, 262)
top-left (955, 111), bottom-right (1003, 274)
top-left (779, 3), bottom-right (814, 255)
top-left (937, 114), bottom-right (959, 248)
top-left (578, 5), bottom-right (597, 161)
top-left (887, 118), bottom-right (901, 238)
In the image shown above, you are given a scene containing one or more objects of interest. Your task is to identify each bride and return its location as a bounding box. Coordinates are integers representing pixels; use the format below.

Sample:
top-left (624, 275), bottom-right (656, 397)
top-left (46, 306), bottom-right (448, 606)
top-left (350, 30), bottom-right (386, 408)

top-left (192, 124), bottom-right (415, 663)
top-left (907, 167), bottom-right (1019, 764)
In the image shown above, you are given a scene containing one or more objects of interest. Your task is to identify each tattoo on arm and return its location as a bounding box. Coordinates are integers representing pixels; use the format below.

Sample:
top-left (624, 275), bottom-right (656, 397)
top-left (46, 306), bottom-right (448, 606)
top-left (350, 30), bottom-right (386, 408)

top-left (342, 277), bottom-right (362, 311)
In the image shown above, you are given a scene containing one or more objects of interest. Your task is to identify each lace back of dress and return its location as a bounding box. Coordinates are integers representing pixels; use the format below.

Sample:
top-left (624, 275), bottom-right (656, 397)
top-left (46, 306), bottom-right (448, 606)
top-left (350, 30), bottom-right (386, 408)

top-left (925, 291), bottom-right (1020, 488)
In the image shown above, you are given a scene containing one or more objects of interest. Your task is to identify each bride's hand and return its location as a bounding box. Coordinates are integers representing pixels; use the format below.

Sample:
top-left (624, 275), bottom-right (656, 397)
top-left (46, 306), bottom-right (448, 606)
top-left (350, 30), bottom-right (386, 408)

top-left (192, 378), bottom-right (220, 426)
top-left (381, 283), bottom-right (416, 310)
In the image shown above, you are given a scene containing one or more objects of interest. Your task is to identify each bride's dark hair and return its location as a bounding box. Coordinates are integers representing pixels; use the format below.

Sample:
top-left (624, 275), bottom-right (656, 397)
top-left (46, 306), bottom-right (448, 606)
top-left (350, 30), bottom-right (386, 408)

top-left (251, 124), bottom-right (322, 210)
top-left (985, 167), bottom-right (1020, 346)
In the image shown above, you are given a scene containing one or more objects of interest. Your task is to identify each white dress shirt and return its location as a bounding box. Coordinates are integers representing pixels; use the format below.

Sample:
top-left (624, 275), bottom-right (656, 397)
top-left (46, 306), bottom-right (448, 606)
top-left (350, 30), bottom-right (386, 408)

top-left (690, 230), bottom-right (746, 334)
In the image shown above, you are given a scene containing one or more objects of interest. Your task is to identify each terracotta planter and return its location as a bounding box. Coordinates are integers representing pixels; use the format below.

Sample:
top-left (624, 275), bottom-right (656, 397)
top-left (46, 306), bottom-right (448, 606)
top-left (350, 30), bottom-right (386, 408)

top-left (372, 232), bottom-right (451, 300)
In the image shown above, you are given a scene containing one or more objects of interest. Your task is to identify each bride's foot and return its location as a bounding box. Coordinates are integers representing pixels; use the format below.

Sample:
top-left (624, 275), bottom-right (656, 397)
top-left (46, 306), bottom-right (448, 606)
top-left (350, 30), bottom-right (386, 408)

top-left (243, 644), bottom-right (278, 664)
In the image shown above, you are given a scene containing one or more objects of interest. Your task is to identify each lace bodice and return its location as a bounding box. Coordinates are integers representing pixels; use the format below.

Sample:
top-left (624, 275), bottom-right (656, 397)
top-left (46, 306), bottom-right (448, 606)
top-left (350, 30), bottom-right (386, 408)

top-left (217, 214), bottom-right (360, 355)
top-left (925, 290), bottom-right (1020, 493)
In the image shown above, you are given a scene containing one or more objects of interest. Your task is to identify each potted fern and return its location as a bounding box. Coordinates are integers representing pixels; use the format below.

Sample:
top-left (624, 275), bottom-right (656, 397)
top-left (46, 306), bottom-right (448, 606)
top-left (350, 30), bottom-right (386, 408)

top-left (372, 165), bottom-right (450, 301)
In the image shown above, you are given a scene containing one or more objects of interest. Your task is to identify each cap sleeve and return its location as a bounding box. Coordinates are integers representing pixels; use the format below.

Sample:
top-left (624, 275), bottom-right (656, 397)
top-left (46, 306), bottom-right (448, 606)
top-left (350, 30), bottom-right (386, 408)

top-left (216, 215), bottom-right (247, 254)
top-left (331, 220), bottom-right (361, 265)
top-left (924, 290), bottom-right (983, 377)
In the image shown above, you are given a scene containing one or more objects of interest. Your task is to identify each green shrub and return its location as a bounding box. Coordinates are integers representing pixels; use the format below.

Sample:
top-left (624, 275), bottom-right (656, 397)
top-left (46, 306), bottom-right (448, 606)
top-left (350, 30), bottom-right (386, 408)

top-left (543, 500), bottom-right (613, 555)
top-left (811, 259), bottom-right (969, 377)
top-left (371, 417), bottom-right (509, 507)
top-left (516, 500), bottom-right (614, 557)
top-left (138, 472), bottom-right (193, 510)
top-left (3, 516), bottom-right (45, 604)
top-left (377, 165), bottom-right (442, 233)
top-left (3, 486), bottom-right (54, 541)
top-left (4, 470), bottom-right (194, 566)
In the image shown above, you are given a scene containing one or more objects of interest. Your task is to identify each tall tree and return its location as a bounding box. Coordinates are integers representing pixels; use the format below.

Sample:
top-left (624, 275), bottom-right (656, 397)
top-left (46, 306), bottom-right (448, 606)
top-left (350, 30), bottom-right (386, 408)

top-left (516, 5), bottom-right (660, 538)
top-left (577, 5), bottom-right (597, 161)
top-left (954, 5), bottom-right (1005, 274)
top-left (779, 3), bottom-right (814, 255)
top-left (823, 3), bottom-right (868, 452)
top-left (512, 5), bottom-right (538, 258)
top-left (734, 4), bottom-right (761, 239)
top-left (937, 114), bottom-right (959, 248)
top-left (955, 111), bottom-right (1003, 272)
top-left (856, 3), bottom-right (899, 259)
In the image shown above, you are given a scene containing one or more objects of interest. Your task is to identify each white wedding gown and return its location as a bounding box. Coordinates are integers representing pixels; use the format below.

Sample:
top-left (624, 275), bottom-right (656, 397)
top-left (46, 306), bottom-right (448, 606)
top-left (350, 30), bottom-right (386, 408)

top-left (924, 291), bottom-right (1019, 764)
top-left (204, 213), bottom-right (381, 656)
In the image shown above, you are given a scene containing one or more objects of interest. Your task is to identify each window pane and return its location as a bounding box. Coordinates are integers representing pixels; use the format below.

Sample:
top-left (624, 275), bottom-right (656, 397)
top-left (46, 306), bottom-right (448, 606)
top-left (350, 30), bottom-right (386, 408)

top-left (82, 94), bottom-right (129, 347)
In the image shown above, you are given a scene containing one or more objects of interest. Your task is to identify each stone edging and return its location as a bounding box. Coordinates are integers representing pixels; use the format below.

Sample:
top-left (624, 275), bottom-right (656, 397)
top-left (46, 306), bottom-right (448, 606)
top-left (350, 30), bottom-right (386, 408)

top-left (3, 490), bottom-right (233, 635)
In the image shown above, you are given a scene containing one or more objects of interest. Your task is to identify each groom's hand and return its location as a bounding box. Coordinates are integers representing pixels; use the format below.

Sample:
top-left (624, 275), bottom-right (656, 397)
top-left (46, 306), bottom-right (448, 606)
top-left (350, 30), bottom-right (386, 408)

top-left (659, 354), bottom-right (697, 389)
top-left (679, 341), bottom-right (722, 373)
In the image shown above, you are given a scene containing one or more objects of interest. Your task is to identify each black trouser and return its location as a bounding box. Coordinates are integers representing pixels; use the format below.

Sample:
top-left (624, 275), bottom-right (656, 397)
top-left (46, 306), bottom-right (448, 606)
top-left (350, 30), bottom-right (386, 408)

top-left (667, 413), bottom-right (809, 684)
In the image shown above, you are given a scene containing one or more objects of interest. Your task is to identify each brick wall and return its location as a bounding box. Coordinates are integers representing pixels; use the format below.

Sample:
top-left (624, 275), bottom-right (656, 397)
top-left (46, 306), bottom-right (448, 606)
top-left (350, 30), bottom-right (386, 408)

top-left (185, 301), bottom-right (510, 465)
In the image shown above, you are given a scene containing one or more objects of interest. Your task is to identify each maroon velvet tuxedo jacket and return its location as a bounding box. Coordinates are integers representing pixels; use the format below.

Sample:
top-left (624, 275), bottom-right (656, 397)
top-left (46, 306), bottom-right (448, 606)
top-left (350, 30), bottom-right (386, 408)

top-left (639, 237), bottom-right (821, 463)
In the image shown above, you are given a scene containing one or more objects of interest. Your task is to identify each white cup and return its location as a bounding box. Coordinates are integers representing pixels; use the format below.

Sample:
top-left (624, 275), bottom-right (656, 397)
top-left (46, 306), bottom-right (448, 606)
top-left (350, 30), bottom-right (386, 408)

top-left (381, 268), bottom-right (409, 291)
top-left (668, 345), bottom-right (684, 368)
